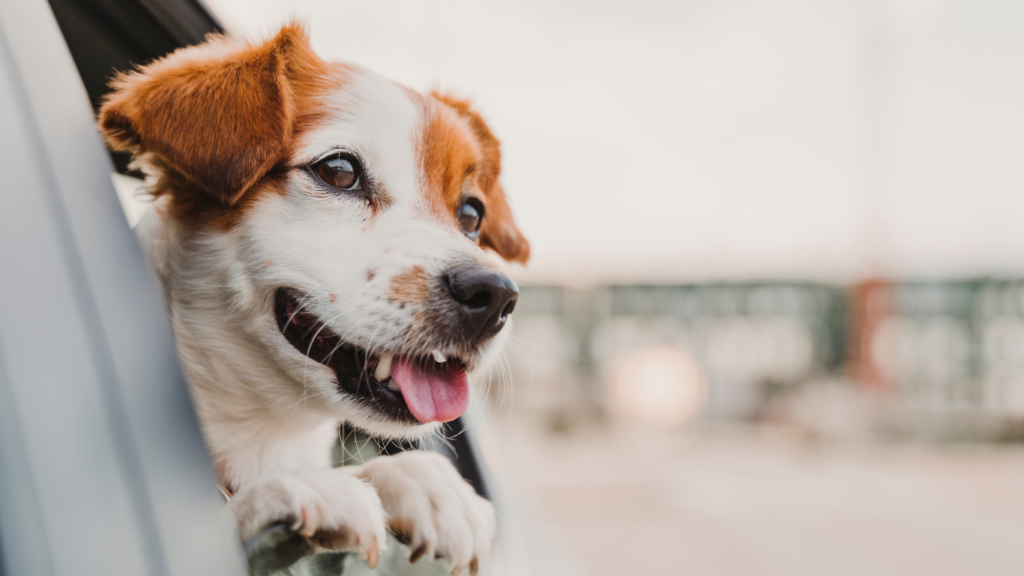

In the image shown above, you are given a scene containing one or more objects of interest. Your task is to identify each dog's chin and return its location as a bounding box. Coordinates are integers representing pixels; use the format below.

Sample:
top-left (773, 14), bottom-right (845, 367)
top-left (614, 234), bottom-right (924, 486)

top-left (343, 412), bottom-right (442, 443)
top-left (273, 288), bottom-right (482, 437)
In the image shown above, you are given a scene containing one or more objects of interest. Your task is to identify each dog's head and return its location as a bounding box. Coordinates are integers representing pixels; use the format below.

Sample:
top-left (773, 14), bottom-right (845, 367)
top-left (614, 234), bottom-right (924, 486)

top-left (99, 25), bottom-right (529, 438)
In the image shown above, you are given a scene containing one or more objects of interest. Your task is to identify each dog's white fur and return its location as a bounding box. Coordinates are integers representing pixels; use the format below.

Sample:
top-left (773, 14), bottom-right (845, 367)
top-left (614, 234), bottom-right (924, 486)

top-left (112, 27), bottom-right (525, 574)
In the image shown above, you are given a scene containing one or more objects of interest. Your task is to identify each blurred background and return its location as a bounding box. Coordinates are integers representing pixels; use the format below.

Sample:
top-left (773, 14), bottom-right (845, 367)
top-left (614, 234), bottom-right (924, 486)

top-left (103, 0), bottom-right (1024, 574)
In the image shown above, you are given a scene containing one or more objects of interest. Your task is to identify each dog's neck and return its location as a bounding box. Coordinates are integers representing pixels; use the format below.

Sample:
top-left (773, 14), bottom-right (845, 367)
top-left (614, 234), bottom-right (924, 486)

top-left (137, 207), bottom-right (338, 490)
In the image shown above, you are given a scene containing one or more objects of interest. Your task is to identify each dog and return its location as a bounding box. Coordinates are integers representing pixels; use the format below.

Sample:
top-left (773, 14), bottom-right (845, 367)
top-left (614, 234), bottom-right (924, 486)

top-left (98, 23), bottom-right (529, 575)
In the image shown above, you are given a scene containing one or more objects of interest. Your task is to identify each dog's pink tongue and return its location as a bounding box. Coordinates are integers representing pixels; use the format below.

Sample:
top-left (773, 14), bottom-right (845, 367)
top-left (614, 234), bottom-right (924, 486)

top-left (391, 357), bottom-right (469, 423)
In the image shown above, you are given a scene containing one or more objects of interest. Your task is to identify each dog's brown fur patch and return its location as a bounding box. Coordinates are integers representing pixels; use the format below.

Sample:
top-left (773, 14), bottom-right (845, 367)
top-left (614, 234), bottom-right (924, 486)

top-left (389, 266), bottom-right (430, 303)
top-left (416, 99), bottom-right (479, 223)
top-left (99, 24), bottom-right (344, 230)
top-left (432, 94), bottom-right (531, 263)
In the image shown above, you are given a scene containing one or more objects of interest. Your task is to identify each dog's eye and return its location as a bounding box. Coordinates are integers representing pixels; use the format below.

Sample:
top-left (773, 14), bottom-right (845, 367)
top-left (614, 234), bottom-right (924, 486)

top-left (311, 154), bottom-right (362, 191)
top-left (457, 198), bottom-right (484, 239)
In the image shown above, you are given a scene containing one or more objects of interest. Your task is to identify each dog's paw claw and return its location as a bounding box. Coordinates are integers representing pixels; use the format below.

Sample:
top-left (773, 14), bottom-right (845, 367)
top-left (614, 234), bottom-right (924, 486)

top-left (410, 543), bottom-right (428, 563)
top-left (365, 536), bottom-right (380, 569)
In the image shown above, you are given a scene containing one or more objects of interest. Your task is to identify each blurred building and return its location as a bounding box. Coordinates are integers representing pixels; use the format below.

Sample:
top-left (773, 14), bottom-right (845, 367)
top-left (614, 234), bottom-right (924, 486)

top-left (498, 280), bottom-right (1024, 441)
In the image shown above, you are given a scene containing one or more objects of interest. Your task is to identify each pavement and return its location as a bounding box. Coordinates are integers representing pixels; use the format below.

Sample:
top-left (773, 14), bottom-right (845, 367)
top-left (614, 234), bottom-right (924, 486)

top-left (492, 419), bottom-right (1024, 576)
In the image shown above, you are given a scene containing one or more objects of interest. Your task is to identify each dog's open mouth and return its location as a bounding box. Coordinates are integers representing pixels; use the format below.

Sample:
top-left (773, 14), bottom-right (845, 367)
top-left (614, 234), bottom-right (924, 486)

top-left (274, 288), bottom-right (469, 424)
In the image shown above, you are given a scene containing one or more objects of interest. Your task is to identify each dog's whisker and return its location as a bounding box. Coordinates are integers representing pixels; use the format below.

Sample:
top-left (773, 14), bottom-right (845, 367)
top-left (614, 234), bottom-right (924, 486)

top-left (429, 423), bottom-right (457, 457)
top-left (500, 352), bottom-right (515, 413)
top-left (358, 322), bottom-right (389, 390)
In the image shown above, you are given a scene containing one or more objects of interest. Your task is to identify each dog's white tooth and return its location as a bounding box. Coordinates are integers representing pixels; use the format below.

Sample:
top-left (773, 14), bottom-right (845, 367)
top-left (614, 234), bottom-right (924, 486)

top-left (374, 353), bottom-right (393, 381)
top-left (387, 379), bottom-right (400, 392)
top-left (432, 350), bottom-right (447, 363)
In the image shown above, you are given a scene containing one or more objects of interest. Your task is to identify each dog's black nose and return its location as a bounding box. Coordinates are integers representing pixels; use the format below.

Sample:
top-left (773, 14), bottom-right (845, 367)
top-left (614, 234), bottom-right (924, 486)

top-left (445, 263), bottom-right (519, 341)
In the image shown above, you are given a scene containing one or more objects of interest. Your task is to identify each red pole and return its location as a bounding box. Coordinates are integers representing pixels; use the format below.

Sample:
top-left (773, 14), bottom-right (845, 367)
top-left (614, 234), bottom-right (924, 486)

top-left (848, 278), bottom-right (891, 390)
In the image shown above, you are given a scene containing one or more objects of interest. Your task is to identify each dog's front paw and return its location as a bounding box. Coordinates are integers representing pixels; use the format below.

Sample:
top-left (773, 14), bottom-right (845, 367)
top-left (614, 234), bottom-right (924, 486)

top-left (356, 451), bottom-right (497, 576)
top-left (229, 468), bottom-right (387, 566)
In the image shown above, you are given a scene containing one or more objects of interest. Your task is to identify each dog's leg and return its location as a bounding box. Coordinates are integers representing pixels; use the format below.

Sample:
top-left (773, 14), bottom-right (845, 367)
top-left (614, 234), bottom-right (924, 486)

top-left (352, 451), bottom-right (497, 576)
top-left (229, 467), bottom-right (387, 566)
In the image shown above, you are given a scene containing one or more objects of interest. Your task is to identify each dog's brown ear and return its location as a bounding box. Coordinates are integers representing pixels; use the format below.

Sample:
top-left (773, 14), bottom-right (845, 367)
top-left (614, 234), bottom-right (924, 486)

top-left (434, 94), bottom-right (531, 264)
top-left (99, 25), bottom-right (314, 205)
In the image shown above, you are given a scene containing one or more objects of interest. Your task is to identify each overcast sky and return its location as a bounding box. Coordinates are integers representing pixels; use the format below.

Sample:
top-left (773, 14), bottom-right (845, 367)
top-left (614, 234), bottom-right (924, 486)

top-left (205, 0), bottom-right (1024, 286)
